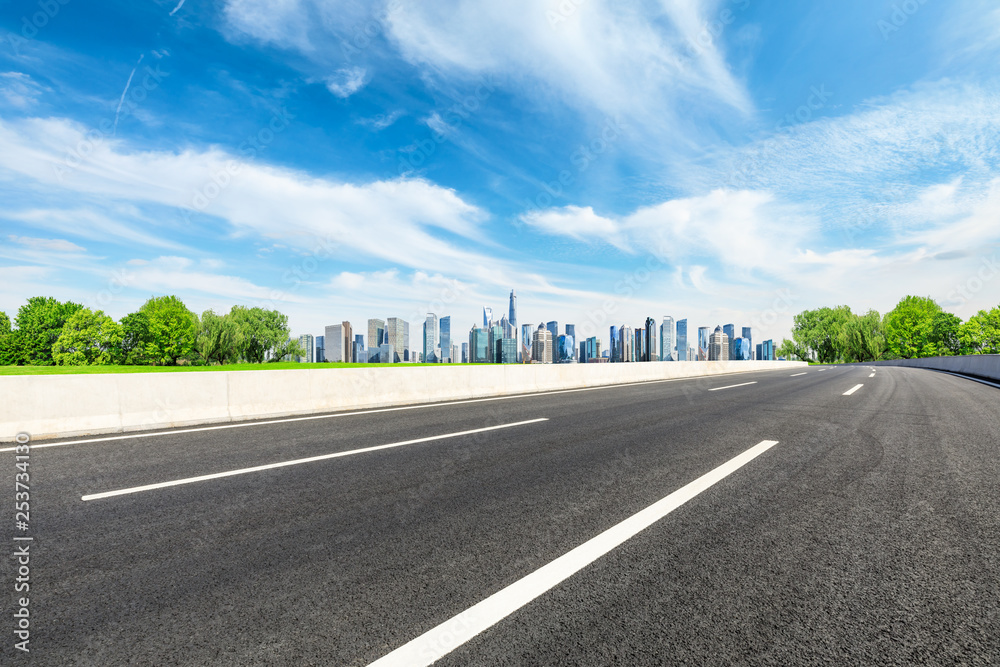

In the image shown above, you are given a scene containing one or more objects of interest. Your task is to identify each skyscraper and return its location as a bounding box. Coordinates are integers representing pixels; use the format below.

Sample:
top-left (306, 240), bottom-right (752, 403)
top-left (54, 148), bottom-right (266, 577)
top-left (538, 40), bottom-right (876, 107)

top-left (532, 324), bottom-right (553, 363)
top-left (644, 317), bottom-right (658, 362)
top-left (660, 316), bottom-right (675, 361)
top-left (368, 319), bottom-right (386, 351)
top-left (315, 335), bottom-right (325, 363)
top-left (324, 321), bottom-right (353, 362)
top-left (619, 325), bottom-right (634, 362)
top-left (709, 325), bottom-right (729, 361)
top-left (423, 314), bottom-right (438, 363)
top-left (498, 337), bottom-right (518, 364)
top-left (742, 327), bottom-right (752, 361)
top-left (297, 334), bottom-right (314, 363)
top-left (387, 317), bottom-right (407, 363)
top-left (546, 321), bottom-right (559, 341)
top-left (609, 325), bottom-right (619, 362)
top-left (763, 339), bottom-right (775, 361)
top-left (676, 319), bottom-right (688, 361)
top-left (521, 323), bottom-right (534, 362)
top-left (557, 333), bottom-right (575, 363)
top-left (723, 324), bottom-right (735, 362)
top-left (461, 342), bottom-right (469, 364)
top-left (470, 326), bottom-right (489, 363)
top-left (440, 316), bottom-right (451, 363)
top-left (355, 334), bottom-right (367, 362)
top-left (698, 326), bottom-right (710, 361)
top-left (483, 307), bottom-right (493, 328)
top-left (509, 290), bottom-right (518, 360)
top-left (565, 324), bottom-right (576, 361)
top-left (403, 320), bottom-right (410, 361)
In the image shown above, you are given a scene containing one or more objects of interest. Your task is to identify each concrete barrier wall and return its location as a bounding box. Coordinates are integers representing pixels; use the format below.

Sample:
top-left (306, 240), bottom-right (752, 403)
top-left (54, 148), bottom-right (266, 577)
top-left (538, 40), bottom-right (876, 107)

top-left (0, 360), bottom-right (804, 441)
top-left (869, 354), bottom-right (1000, 382)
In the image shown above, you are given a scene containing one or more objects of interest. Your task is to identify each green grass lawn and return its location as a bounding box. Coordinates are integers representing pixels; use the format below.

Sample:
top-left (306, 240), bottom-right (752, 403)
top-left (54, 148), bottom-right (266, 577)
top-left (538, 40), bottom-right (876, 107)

top-left (0, 362), bottom-right (456, 375)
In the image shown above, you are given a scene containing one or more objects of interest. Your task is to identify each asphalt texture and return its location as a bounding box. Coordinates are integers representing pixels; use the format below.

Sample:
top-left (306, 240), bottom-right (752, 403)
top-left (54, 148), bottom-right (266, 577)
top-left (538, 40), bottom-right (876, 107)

top-left (3, 365), bottom-right (999, 665)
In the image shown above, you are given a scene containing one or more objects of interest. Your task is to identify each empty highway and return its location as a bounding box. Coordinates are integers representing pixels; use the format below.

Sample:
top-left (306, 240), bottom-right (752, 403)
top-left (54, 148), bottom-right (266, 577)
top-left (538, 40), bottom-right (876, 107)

top-left (4, 365), bottom-right (999, 665)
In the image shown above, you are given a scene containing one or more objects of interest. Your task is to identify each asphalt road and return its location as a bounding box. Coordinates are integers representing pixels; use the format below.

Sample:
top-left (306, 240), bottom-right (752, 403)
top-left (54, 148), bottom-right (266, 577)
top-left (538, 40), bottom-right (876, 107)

top-left (4, 365), bottom-right (999, 665)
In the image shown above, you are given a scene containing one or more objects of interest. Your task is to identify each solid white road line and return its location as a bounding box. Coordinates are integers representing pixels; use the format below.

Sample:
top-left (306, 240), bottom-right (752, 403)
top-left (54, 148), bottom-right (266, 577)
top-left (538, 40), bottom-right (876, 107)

top-left (843, 384), bottom-right (864, 396)
top-left (932, 370), bottom-right (1000, 390)
top-left (81, 418), bottom-right (548, 501)
top-left (790, 372), bottom-right (807, 377)
top-left (708, 381), bottom-right (757, 392)
top-left (366, 439), bottom-right (780, 667)
top-left (1, 370), bottom-right (787, 452)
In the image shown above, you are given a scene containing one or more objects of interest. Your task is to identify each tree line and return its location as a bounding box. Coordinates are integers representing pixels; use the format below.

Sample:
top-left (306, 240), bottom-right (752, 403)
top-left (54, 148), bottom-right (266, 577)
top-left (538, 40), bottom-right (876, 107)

top-left (776, 296), bottom-right (1000, 363)
top-left (0, 296), bottom-right (305, 366)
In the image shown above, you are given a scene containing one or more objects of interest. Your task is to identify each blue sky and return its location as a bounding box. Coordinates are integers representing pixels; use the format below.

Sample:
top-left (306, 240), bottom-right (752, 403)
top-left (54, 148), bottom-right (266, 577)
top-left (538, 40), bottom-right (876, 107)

top-left (1, 0), bottom-right (999, 346)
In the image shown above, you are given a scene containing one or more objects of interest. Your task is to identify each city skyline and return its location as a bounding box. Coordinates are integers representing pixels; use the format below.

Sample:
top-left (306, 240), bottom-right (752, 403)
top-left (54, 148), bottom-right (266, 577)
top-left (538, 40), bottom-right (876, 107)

top-left (317, 290), bottom-right (773, 363)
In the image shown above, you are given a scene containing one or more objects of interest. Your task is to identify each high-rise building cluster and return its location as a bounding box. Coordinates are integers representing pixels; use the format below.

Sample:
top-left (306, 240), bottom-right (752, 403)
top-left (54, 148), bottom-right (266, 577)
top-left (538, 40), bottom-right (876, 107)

top-left (304, 290), bottom-right (776, 364)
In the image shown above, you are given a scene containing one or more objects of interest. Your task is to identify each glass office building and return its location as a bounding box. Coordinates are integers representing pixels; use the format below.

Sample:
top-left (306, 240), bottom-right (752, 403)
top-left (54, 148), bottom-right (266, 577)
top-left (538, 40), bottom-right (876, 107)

top-left (660, 316), bottom-right (675, 361)
top-left (470, 326), bottom-right (489, 363)
top-left (723, 324), bottom-right (735, 362)
top-left (676, 319), bottom-right (688, 361)
top-left (440, 316), bottom-right (451, 363)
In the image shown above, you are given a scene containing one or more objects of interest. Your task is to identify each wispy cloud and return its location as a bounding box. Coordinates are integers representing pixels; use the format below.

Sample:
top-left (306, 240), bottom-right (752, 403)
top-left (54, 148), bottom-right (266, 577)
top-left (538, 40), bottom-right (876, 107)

top-left (324, 66), bottom-right (367, 98)
top-left (0, 72), bottom-right (46, 109)
top-left (7, 235), bottom-right (86, 253)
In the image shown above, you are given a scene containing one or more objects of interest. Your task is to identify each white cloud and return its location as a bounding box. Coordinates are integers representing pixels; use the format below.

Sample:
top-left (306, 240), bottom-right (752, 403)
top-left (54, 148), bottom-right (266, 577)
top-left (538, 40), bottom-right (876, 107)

top-left (358, 110), bottom-right (404, 130)
top-left (523, 190), bottom-right (810, 276)
top-left (324, 66), bottom-right (367, 98)
top-left (384, 0), bottom-right (751, 128)
top-left (125, 256), bottom-right (298, 303)
top-left (3, 207), bottom-right (186, 251)
top-left (7, 235), bottom-right (86, 253)
top-left (0, 72), bottom-right (46, 109)
top-left (521, 205), bottom-right (628, 250)
top-left (222, 0), bottom-right (312, 50)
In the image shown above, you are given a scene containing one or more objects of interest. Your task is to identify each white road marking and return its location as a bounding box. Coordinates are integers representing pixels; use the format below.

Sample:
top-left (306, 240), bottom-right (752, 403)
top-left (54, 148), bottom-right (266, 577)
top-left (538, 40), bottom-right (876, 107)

top-left (869, 373), bottom-right (875, 378)
top-left (81, 418), bottom-right (548, 501)
top-left (708, 381), bottom-right (757, 392)
top-left (2, 370), bottom-right (790, 452)
top-left (366, 439), bottom-right (780, 667)
top-left (843, 384), bottom-right (864, 396)
top-left (932, 370), bottom-right (1000, 390)
top-left (790, 372), bottom-right (807, 377)
top-left (817, 368), bottom-right (827, 372)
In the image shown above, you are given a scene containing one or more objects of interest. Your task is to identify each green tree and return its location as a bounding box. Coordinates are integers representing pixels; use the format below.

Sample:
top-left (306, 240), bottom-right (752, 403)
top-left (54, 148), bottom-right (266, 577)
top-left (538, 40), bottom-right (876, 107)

top-left (776, 339), bottom-right (799, 360)
top-left (269, 336), bottom-right (306, 362)
top-left (839, 309), bottom-right (886, 362)
top-left (229, 306), bottom-right (296, 363)
top-left (927, 312), bottom-right (963, 356)
top-left (15, 297), bottom-right (84, 365)
top-left (138, 296), bottom-right (198, 365)
top-left (115, 312), bottom-right (155, 365)
top-left (883, 296), bottom-right (942, 359)
top-left (792, 306), bottom-right (852, 363)
top-left (959, 306), bottom-right (1000, 354)
top-left (52, 308), bottom-right (122, 365)
top-left (0, 311), bottom-right (22, 365)
top-left (196, 309), bottom-right (239, 365)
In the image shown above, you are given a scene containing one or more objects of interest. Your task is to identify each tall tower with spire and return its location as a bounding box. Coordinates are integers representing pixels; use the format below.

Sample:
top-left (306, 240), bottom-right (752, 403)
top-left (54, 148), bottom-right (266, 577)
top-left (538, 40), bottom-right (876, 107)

top-left (508, 290), bottom-right (518, 360)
